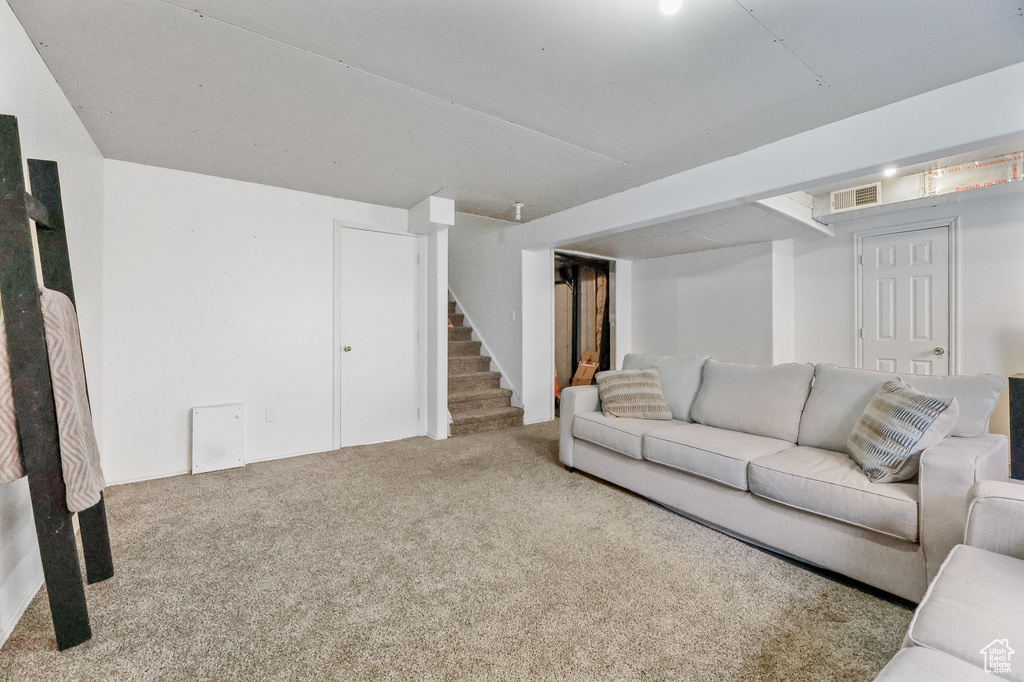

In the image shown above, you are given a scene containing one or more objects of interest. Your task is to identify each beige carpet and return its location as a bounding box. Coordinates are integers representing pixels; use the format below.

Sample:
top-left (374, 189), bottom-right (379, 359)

top-left (0, 420), bottom-right (911, 680)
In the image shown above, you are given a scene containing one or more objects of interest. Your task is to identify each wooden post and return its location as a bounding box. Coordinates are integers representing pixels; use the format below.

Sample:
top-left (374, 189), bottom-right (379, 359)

top-left (0, 114), bottom-right (91, 650)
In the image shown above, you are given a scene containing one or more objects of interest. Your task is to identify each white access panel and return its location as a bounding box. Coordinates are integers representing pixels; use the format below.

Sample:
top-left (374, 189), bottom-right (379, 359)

top-left (191, 403), bottom-right (245, 474)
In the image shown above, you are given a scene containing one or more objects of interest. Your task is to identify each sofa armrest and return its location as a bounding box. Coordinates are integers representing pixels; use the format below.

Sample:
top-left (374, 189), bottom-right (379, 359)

top-left (918, 433), bottom-right (1009, 582)
top-left (965, 480), bottom-right (1024, 560)
top-left (559, 385), bottom-right (600, 467)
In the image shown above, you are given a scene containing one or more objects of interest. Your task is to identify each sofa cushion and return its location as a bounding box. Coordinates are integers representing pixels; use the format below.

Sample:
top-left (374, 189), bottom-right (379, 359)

top-left (798, 364), bottom-right (894, 455)
top-left (748, 446), bottom-right (919, 541)
top-left (572, 413), bottom-right (683, 460)
top-left (874, 647), bottom-right (993, 682)
top-left (595, 367), bottom-right (673, 420)
top-left (847, 379), bottom-right (959, 483)
top-left (644, 423), bottom-right (793, 491)
top-left (899, 374), bottom-right (1005, 438)
top-left (906, 544), bottom-right (1024, 681)
top-left (621, 353), bottom-right (708, 422)
top-left (690, 360), bottom-right (814, 442)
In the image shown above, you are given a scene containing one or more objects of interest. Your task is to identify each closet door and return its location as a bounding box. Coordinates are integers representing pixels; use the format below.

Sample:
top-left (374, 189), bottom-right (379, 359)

top-left (335, 227), bottom-right (420, 446)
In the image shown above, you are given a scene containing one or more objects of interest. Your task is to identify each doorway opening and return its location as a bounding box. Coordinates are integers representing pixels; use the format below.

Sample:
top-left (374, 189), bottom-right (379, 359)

top-left (554, 252), bottom-right (613, 405)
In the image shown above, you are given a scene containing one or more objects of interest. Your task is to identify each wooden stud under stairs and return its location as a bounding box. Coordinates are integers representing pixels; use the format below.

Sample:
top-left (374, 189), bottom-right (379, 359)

top-left (448, 300), bottom-right (524, 436)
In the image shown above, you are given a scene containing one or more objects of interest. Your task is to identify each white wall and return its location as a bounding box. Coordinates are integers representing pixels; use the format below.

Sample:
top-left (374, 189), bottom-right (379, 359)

top-left (771, 240), bottom-right (795, 364)
top-left (0, 0), bottom-right (106, 646)
top-left (521, 248), bottom-right (554, 424)
top-left (631, 243), bottom-right (775, 365)
top-left (794, 189), bottom-right (1024, 436)
top-left (101, 160), bottom-right (408, 484)
top-left (448, 213), bottom-right (524, 398)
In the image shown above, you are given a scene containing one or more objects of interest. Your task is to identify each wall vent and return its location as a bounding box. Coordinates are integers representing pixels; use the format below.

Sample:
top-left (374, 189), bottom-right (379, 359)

top-left (830, 182), bottom-right (881, 213)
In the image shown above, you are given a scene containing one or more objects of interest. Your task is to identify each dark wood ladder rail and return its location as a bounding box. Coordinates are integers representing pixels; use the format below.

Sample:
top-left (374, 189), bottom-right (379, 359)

top-left (1, 113), bottom-right (114, 651)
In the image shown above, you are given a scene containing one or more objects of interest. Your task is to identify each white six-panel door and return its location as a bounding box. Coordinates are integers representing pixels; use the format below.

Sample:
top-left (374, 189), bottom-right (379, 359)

top-left (335, 227), bottom-right (421, 446)
top-left (860, 226), bottom-right (950, 376)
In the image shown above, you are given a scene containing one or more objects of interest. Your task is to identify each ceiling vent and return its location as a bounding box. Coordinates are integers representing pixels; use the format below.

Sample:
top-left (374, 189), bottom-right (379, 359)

top-left (830, 182), bottom-right (881, 213)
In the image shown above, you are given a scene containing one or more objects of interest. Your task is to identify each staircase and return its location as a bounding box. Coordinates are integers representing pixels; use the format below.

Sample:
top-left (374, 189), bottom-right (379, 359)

top-left (448, 300), bottom-right (524, 436)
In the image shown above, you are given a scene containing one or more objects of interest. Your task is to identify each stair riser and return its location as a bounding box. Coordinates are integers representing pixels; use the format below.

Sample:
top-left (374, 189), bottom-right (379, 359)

top-left (448, 327), bottom-right (472, 341)
top-left (449, 340), bottom-right (483, 357)
top-left (449, 357), bottom-right (491, 375)
top-left (448, 374), bottom-right (501, 392)
top-left (448, 301), bottom-right (457, 315)
top-left (449, 313), bottom-right (465, 327)
top-left (449, 394), bottom-right (513, 414)
top-left (450, 414), bottom-right (524, 436)
top-left (448, 387), bottom-right (513, 404)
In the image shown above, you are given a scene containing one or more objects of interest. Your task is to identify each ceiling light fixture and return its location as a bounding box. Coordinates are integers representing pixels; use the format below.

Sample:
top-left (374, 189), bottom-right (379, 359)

top-left (660, 0), bottom-right (683, 15)
top-left (513, 202), bottom-right (524, 221)
top-left (884, 167), bottom-right (898, 177)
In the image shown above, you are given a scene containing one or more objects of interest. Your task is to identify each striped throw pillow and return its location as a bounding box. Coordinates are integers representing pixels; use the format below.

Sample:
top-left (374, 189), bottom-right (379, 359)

top-left (847, 379), bottom-right (959, 483)
top-left (595, 368), bottom-right (673, 420)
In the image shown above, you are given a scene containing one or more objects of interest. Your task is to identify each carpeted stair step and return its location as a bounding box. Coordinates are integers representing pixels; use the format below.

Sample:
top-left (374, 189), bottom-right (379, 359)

top-left (449, 371), bottom-right (501, 393)
top-left (449, 312), bottom-right (465, 327)
top-left (448, 300), bottom-right (456, 315)
top-left (450, 406), bottom-right (524, 436)
top-left (449, 355), bottom-right (491, 375)
top-left (448, 339), bottom-right (482, 357)
top-left (448, 387), bottom-right (514, 414)
top-left (448, 326), bottom-right (473, 341)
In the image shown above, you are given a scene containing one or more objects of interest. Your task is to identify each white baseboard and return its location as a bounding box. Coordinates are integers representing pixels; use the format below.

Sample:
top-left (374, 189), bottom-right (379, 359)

top-left (106, 468), bottom-right (188, 486)
top-left (245, 447), bottom-right (332, 464)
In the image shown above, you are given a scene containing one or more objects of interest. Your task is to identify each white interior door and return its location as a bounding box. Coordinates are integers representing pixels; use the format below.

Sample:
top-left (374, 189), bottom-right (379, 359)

top-left (861, 226), bottom-right (950, 376)
top-left (336, 227), bottom-right (420, 446)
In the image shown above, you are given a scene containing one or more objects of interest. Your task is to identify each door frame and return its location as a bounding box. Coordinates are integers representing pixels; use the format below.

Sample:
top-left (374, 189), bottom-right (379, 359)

top-left (853, 217), bottom-right (960, 374)
top-left (333, 222), bottom-right (426, 449)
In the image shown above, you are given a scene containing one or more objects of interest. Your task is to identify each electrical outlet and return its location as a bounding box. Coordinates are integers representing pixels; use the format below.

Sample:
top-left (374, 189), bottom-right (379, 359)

top-left (265, 406), bottom-right (277, 422)
top-left (510, 310), bottom-right (517, 322)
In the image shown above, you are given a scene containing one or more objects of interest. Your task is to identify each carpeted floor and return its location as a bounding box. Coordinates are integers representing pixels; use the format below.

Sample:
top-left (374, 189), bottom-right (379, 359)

top-left (1, 420), bottom-right (912, 680)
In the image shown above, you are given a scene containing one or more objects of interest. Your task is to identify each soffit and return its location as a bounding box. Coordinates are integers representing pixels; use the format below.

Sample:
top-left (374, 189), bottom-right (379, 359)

top-left (558, 203), bottom-right (823, 260)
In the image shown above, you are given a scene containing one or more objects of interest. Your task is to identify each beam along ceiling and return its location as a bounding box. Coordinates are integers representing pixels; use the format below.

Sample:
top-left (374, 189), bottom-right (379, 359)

top-left (9, 0), bottom-right (1024, 224)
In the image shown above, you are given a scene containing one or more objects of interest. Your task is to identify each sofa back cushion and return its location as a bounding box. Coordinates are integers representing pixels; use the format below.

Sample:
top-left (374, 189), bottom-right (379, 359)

top-left (898, 374), bottom-right (1004, 438)
top-left (621, 353), bottom-right (708, 422)
top-left (798, 364), bottom-right (893, 454)
top-left (798, 365), bottom-right (1005, 452)
top-left (690, 360), bottom-right (814, 442)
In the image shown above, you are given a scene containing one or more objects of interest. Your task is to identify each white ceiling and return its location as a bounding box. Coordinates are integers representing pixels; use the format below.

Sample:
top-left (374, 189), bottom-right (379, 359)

top-left (9, 0), bottom-right (1024, 226)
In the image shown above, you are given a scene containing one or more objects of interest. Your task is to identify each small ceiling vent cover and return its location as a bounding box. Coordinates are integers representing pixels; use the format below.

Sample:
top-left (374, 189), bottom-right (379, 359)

top-left (830, 182), bottom-right (881, 213)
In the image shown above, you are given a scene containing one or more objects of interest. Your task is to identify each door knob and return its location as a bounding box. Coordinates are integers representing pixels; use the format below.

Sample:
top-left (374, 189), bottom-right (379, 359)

top-left (934, 347), bottom-right (945, 356)
top-left (344, 346), bottom-right (352, 352)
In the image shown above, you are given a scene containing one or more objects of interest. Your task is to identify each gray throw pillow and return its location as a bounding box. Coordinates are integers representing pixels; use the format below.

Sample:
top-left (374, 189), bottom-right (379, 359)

top-left (595, 368), bottom-right (673, 420)
top-left (847, 379), bottom-right (960, 483)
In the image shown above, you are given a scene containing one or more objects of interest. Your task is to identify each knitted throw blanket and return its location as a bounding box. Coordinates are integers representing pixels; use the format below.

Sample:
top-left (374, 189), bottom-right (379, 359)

top-left (0, 288), bottom-right (105, 512)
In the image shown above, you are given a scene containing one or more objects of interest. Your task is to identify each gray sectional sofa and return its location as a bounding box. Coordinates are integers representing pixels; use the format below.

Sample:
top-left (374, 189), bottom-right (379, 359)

top-left (875, 480), bottom-right (1024, 681)
top-left (559, 353), bottom-right (1009, 603)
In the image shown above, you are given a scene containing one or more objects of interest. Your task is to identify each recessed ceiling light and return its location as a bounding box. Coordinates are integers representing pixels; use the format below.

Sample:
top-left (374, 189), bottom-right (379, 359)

top-left (883, 167), bottom-right (898, 177)
top-left (660, 0), bottom-right (683, 15)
